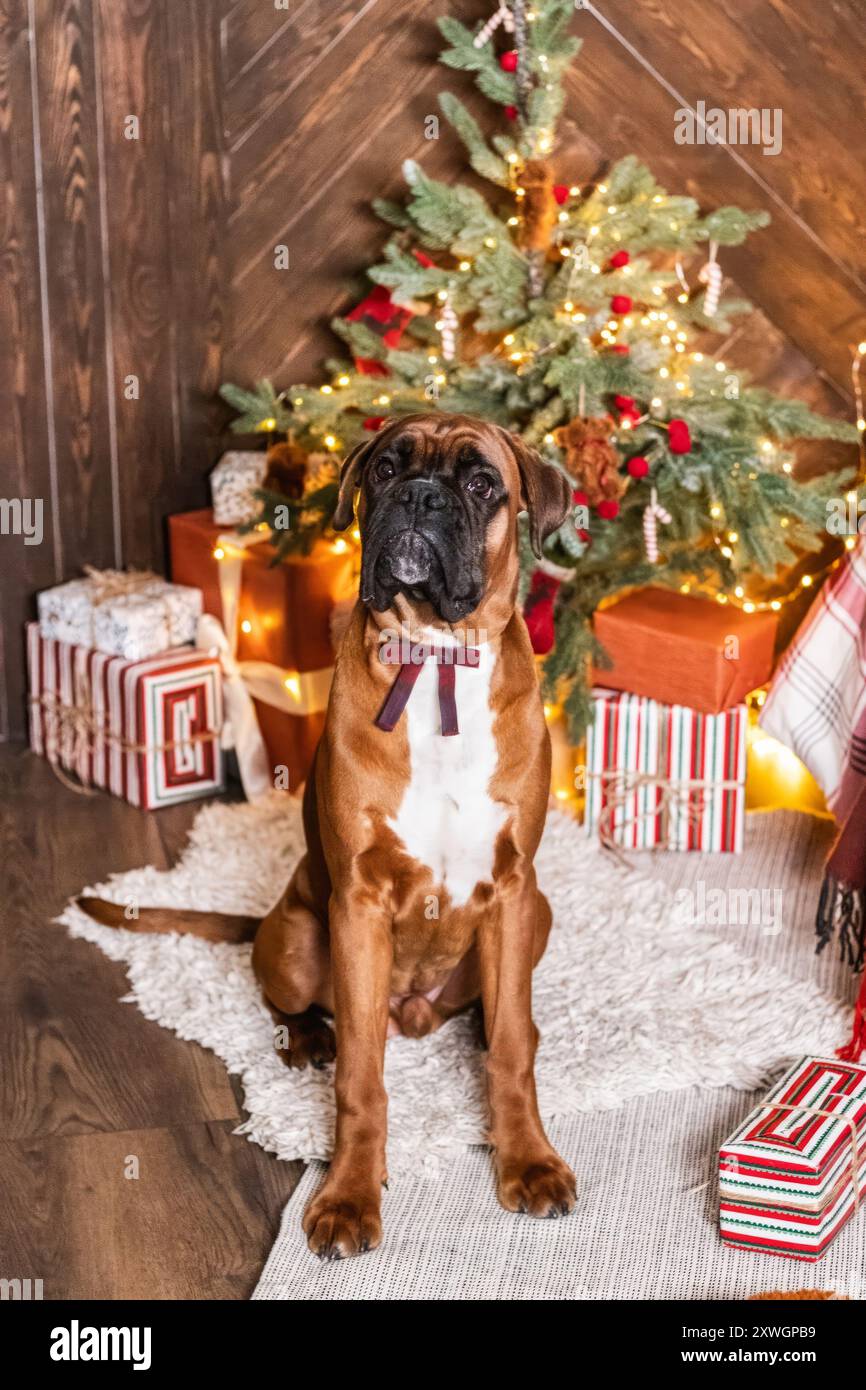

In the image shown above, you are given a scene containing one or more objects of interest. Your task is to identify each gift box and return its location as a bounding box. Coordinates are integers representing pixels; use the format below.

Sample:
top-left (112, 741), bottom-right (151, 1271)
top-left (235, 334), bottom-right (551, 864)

top-left (38, 570), bottom-right (202, 661)
top-left (210, 451), bottom-right (268, 527)
top-left (584, 688), bottom-right (747, 851)
top-left (169, 510), bottom-right (355, 789)
top-left (719, 1056), bottom-right (866, 1261)
top-left (27, 624), bottom-right (224, 808)
top-left (168, 510), bottom-right (351, 670)
top-left (591, 587), bottom-right (777, 714)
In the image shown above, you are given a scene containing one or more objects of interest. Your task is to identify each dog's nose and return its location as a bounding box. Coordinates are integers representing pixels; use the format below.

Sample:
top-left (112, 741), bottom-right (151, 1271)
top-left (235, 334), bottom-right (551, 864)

top-left (395, 479), bottom-right (448, 511)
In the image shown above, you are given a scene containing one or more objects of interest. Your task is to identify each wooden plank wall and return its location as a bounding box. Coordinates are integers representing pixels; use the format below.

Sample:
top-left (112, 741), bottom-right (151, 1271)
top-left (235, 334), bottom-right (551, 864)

top-left (0, 0), bottom-right (227, 740)
top-left (2, 0), bottom-right (864, 739)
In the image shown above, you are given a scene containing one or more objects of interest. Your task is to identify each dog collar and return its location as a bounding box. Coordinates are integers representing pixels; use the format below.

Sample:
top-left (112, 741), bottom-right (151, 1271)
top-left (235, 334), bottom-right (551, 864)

top-left (375, 646), bottom-right (480, 737)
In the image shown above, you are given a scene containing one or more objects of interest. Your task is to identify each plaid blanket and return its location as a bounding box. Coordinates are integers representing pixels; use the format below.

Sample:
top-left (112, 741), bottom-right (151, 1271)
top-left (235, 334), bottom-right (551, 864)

top-left (761, 536), bottom-right (866, 1059)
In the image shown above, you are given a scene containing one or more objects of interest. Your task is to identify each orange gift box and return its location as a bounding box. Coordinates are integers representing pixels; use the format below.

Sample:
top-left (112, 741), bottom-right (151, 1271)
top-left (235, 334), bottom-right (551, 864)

top-left (168, 510), bottom-right (355, 788)
top-left (590, 587), bottom-right (777, 714)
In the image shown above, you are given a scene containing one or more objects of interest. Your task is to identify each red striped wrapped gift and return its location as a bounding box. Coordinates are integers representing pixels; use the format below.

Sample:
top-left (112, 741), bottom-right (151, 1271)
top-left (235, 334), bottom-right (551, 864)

top-left (719, 1056), bottom-right (866, 1261)
top-left (584, 689), bottom-right (747, 852)
top-left (27, 623), bottom-right (224, 809)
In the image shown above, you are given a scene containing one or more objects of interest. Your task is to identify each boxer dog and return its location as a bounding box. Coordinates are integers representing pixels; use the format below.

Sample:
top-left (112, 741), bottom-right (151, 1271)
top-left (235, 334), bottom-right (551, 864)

top-left (79, 413), bottom-right (577, 1259)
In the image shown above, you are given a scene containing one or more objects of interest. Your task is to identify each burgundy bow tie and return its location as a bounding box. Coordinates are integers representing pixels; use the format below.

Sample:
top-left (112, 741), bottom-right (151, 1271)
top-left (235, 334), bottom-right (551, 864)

top-left (375, 645), bottom-right (480, 737)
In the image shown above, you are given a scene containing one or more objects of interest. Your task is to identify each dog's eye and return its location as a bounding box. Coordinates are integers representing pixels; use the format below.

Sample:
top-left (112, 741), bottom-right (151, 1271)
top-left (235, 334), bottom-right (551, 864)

top-left (375, 457), bottom-right (396, 481)
top-left (467, 471), bottom-right (495, 500)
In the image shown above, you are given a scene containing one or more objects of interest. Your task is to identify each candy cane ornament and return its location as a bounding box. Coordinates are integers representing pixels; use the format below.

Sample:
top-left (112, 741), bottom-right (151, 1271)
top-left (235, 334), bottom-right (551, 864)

top-left (473, 2), bottom-right (514, 47)
top-left (698, 241), bottom-right (723, 318)
top-left (643, 487), bottom-right (672, 563)
top-left (437, 298), bottom-right (458, 362)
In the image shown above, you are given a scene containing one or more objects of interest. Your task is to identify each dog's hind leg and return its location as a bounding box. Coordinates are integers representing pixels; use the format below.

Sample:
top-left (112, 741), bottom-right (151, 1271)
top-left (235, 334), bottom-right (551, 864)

top-left (252, 857), bottom-right (334, 1071)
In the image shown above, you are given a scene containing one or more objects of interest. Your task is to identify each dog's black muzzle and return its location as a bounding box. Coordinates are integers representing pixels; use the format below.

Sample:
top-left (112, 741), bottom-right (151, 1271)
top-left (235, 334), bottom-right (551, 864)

top-left (360, 477), bottom-right (483, 623)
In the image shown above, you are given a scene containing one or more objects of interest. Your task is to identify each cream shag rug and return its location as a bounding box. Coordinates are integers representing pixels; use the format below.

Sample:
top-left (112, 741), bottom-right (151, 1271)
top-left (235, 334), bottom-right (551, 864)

top-left (62, 795), bottom-right (849, 1177)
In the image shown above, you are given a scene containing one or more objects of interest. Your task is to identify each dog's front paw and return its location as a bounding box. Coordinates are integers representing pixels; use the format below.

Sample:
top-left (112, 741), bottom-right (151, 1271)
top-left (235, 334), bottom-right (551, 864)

top-left (302, 1188), bottom-right (382, 1260)
top-left (497, 1154), bottom-right (578, 1219)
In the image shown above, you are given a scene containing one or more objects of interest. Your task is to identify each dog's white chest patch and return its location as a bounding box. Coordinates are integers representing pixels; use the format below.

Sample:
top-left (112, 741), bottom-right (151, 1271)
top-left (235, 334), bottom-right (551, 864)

top-left (387, 645), bottom-right (507, 908)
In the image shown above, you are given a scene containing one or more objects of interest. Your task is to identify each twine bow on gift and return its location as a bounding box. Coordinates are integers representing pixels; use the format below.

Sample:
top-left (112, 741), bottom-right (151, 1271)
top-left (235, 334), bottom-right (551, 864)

top-left (81, 565), bottom-right (162, 601)
top-left (76, 565), bottom-right (178, 654)
top-left (592, 767), bottom-right (741, 865)
top-left (589, 705), bottom-right (743, 863)
top-left (692, 1099), bottom-right (863, 1210)
top-left (30, 670), bottom-right (219, 797)
top-left (745, 1100), bottom-right (863, 1215)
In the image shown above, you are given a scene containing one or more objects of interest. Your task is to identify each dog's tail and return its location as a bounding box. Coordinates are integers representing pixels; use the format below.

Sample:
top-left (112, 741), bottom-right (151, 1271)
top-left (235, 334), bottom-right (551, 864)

top-left (76, 896), bottom-right (259, 943)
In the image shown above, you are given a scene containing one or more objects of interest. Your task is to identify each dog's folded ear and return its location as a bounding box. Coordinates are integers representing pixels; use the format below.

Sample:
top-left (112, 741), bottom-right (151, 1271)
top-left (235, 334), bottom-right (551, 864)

top-left (501, 430), bottom-right (572, 558)
top-left (331, 439), bottom-right (377, 532)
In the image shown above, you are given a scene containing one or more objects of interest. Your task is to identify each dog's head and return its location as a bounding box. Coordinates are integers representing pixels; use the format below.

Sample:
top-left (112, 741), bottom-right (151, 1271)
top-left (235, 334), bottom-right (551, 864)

top-left (332, 413), bottom-right (571, 626)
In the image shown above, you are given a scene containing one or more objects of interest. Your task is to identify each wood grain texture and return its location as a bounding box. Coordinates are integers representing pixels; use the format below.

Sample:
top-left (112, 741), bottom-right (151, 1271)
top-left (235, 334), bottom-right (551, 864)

top-left (32, 0), bottom-right (115, 573)
top-left (1, 1121), bottom-right (301, 1299)
top-left (93, 0), bottom-right (176, 569)
top-left (564, 3), bottom-right (866, 394)
top-left (0, 745), bottom-right (303, 1299)
top-left (0, 747), bottom-right (240, 1143)
top-left (225, 0), bottom-right (491, 380)
top-left (164, 0), bottom-right (230, 517)
top-left (585, 0), bottom-right (866, 284)
top-left (0, 1), bottom-right (59, 743)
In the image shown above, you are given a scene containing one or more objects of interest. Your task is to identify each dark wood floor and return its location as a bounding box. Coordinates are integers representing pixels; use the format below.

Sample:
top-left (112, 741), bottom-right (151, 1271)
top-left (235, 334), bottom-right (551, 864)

top-left (0, 744), bottom-right (303, 1300)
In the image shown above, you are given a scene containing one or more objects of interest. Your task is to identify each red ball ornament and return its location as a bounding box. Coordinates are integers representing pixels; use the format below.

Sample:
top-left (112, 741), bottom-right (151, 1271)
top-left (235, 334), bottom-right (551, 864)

top-left (363, 416), bottom-right (386, 431)
top-left (619, 408), bottom-right (641, 428)
top-left (576, 528), bottom-right (591, 545)
top-left (504, 104), bottom-right (518, 120)
top-left (609, 345), bottom-right (630, 355)
top-left (572, 488), bottom-right (589, 506)
top-left (608, 250), bottom-right (630, 269)
top-left (626, 455), bottom-right (650, 478)
top-left (552, 184), bottom-right (570, 206)
top-left (610, 294), bottom-right (633, 315)
top-left (500, 50), bottom-right (519, 72)
top-left (597, 499), bottom-right (620, 520)
top-left (668, 418), bottom-right (692, 454)
top-left (614, 394), bottom-right (635, 411)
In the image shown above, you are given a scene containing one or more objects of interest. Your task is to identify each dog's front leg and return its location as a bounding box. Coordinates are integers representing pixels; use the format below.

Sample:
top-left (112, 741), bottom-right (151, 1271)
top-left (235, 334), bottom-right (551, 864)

top-left (477, 865), bottom-right (577, 1219)
top-left (302, 891), bottom-right (392, 1259)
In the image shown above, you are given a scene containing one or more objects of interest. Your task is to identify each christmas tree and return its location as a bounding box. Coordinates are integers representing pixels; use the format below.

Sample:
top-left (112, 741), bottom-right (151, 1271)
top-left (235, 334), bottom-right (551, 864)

top-left (221, 0), bottom-right (857, 737)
